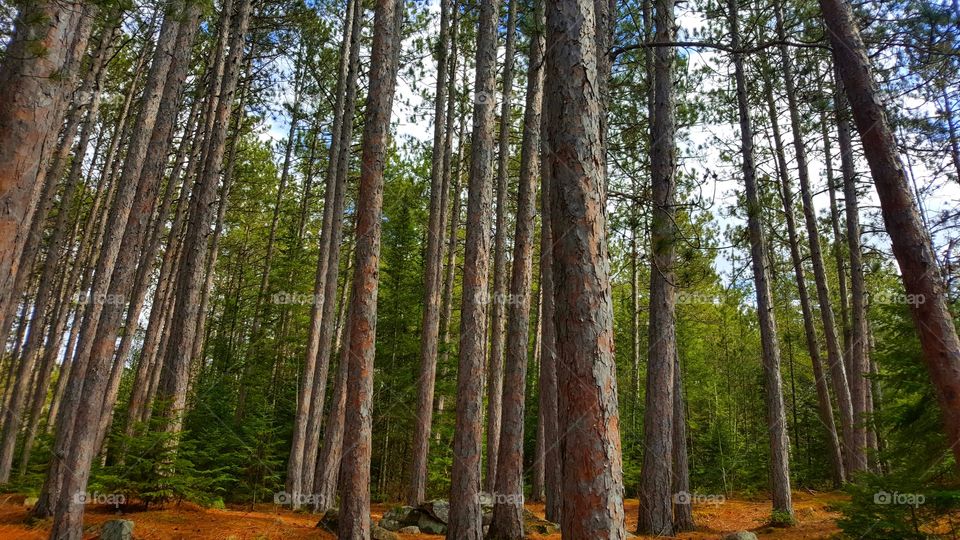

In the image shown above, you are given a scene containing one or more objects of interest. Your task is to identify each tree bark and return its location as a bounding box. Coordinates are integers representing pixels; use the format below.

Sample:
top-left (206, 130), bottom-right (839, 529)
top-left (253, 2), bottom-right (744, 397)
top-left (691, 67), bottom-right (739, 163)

top-left (637, 0), bottom-right (678, 534)
top-left (485, 0), bottom-right (518, 494)
top-left (486, 2), bottom-right (543, 536)
top-left (408, 0), bottom-right (453, 505)
top-left (544, 0), bottom-right (626, 536)
top-left (445, 0), bottom-right (498, 535)
top-left (762, 77), bottom-right (845, 487)
top-left (0, 0), bottom-right (93, 343)
top-left (339, 0), bottom-right (402, 536)
top-left (729, 0), bottom-right (793, 518)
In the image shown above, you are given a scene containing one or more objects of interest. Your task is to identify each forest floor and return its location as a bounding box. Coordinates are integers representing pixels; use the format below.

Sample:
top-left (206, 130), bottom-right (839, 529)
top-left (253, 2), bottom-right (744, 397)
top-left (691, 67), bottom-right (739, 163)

top-left (0, 490), bottom-right (845, 539)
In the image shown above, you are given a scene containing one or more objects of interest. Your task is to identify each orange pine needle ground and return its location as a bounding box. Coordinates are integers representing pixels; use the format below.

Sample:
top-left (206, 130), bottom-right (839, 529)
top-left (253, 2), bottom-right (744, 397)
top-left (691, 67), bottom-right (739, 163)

top-left (0, 491), bottom-right (843, 539)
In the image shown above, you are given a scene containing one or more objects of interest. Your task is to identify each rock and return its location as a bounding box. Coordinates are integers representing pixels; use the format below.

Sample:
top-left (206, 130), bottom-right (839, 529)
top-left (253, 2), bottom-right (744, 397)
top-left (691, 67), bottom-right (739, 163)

top-left (522, 510), bottom-right (560, 535)
top-left (398, 526), bottom-right (420, 534)
top-left (419, 499), bottom-right (449, 524)
top-left (372, 524), bottom-right (400, 540)
top-left (722, 532), bottom-right (758, 540)
top-left (23, 496), bottom-right (38, 508)
top-left (316, 508), bottom-right (339, 531)
top-left (383, 505), bottom-right (420, 526)
top-left (417, 512), bottom-right (447, 535)
top-left (99, 520), bottom-right (134, 540)
top-left (379, 518), bottom-right (402, 531)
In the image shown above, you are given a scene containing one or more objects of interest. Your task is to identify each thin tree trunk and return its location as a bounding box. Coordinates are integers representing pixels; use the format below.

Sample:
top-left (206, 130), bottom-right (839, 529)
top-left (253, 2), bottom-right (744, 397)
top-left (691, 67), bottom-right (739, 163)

top-left (487, 3), bottom-right (542, 535)
top-left (339, 1), bottom-right (402, 536)
top-left (544, 0), bottom-right (626, 536)
top-left (774, 5), bottom-right (866, 475)
top-left (835, 68), bottom-right (873, 476)
top-left (638, 0), bottom-right (678, 534)
top-left (729, 0), bottom-right (793, 518)
top-left (156, 0), bottom-right (251, 436)
top-left (312, 267), bottom-right (352, 512)
top-left (445, 0), bottom-right (498, 534)
top-left (409, 0), bottom-right (453, 504)
top-left (672, 350), bottom-right (694, 532)
top-left (762, 78), bottom-right (845, 487)
top-left (300, 0), bottom-right (363, 491)
top-left (537, 83), bottom-right (562, 527)
top-left (485, 0), bottom-right (518, 494)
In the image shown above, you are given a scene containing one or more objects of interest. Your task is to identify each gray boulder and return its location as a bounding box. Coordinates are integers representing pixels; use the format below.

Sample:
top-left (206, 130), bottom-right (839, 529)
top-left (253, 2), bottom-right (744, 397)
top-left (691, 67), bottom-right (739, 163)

top-left (398, 526), bottom-right (420, 534)
top-left (722, 532), bottom-right (758, 540)
top-left (417, 512), bottom-right (448, 535)
top-left (419, 499), bottom-right (449, 524)
top-left (372, 525), bottom-right (400, 540)
top-left (382, 505), bottom-right (420, 527)
top-left (99, 520), bottom-right (134, 540)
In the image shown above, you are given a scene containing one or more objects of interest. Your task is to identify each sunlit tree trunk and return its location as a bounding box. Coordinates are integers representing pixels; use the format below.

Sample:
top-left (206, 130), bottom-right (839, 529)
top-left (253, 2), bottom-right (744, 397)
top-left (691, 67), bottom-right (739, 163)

top-left (339, 0), bottom-right (402, 536)
top-left (544, 0), bottom-right (626, 536)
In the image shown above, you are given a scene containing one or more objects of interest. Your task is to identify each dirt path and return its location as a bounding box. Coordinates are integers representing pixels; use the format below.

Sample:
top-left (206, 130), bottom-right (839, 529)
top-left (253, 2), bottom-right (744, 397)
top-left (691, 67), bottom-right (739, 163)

top-left (0, 491), bottom-right (843, 539)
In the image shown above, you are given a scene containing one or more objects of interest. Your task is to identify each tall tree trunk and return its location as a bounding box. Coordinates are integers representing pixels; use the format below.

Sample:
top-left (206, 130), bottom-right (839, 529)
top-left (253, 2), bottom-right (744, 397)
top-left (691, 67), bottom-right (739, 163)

top-left (156, 0), bottom-right (251, 436)
top-left (729, 0), bottom-right (793, 519)
top-left (485, 0), bottom-right (518, 493)
top-left (0, 0), bottom-right (93, 341)
top-left (486, 2), bottom-right (543, 536)
top-left (339, 0), bottom-right (402, 537)
top-left (835, 78), bottom-right (874, 473)
top-left (409, 0), bottom-right (453, 505)
top-left (537, 79), bottom-right (562, 528)
top-left (32, 2), bottom-right (191, 518)
top-left (775, 5), bottom-right (865, 475)
top-left (762, 78), bottom-right (845, 487)
top-left (47, 6), bottom-right (202, 537)
top-left (544, 0), bottom-right (626, 536)
top-left (445, 0), bottom-right (498, 534)
top-left (300, 0), bottom-right (363, 491)
top-left (637, 0), bottom-right (678, 534)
